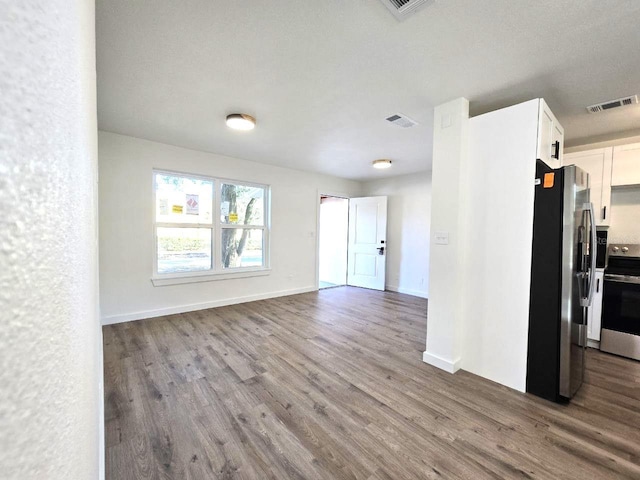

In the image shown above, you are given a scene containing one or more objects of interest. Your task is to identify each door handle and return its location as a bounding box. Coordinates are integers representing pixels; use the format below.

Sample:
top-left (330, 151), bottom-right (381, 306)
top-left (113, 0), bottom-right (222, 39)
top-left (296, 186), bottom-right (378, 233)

top-left (581, 202), bottom-right (597, 307)
top-left (604, 274), bottom-right (640, 285)
top-left (377, 247), bottom-right (385, 255)
top-left (588, 203), bottom-right (597, 304)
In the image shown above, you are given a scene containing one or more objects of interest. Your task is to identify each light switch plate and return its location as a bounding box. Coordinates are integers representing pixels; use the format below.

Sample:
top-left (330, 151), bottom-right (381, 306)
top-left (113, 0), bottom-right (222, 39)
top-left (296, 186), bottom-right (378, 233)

top-left (434, 231), bottom-right (449, 245)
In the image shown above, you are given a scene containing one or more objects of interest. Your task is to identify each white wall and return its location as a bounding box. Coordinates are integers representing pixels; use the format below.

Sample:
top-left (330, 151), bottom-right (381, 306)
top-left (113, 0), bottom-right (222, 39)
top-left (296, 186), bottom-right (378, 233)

top-left (424, 98), bottom-right (540, 393)
top-left (461, 100), bottom-right (539, 393)
top-left (319, 197), bottom-right (349, 286)
top-left (609, 186), bottom-right (640, 244)
top-left (362, 172), bottom-right (431, 298)
top-left (99, 132), bottom-right (362, 323)
top-left (0, 1), bottom-right (101, 478)
top-left (423, 98), bottom-right (469, 373)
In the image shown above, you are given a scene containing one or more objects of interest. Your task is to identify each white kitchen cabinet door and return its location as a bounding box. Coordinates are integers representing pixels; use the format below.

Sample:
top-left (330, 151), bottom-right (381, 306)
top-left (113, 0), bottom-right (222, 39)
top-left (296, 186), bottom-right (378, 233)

top-left (612, 142), bottom-right (640, 186)
top-left (563, 148), bottom-right (613, 226)
top-left (587, 270), bottom-right (604, 343)
top-left (537, 100), bottom-right (563, 169)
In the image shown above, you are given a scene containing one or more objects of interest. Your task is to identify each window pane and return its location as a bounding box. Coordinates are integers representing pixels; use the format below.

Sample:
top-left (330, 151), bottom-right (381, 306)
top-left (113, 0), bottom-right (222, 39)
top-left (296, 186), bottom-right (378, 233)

top-left (220, 183), bottom-right (264, 226)
top-left (221, 229), bottom-right (263, 268)
top-left (157, 227), bottom-right (212, 274)
top-left (155, 173), bottom-right (213, 224)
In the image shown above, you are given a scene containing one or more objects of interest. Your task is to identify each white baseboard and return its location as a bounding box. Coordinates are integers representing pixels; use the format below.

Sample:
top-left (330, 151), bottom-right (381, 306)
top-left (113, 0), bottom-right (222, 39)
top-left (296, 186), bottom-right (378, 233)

top-left (422, 350), bottom-right (461, 374)
top-left (101, 286), bottom-right (318, 325)
top-left (587, 339), bottom-right (600, 349)
top-left (386, 284), bottom-right (428, 299)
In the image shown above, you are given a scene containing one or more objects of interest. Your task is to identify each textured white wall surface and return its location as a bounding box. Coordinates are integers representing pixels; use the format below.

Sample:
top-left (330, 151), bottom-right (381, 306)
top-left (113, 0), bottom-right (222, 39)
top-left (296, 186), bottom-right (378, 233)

top-left (362, 172), bottom-right (431, 298)
top-left (423, 98), bottom-right (469, 373)
top-left (99, 132), bottom-right (362, 324)
top-left (460, 100), bottom-right (539, 393)
top-left (0, 1), bottom-right (101, 479)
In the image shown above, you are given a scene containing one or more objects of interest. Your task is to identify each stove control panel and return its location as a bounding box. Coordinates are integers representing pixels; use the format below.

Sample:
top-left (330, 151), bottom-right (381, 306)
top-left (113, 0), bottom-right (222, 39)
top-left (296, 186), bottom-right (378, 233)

top-left (609, 244), bottom-right (640, 257)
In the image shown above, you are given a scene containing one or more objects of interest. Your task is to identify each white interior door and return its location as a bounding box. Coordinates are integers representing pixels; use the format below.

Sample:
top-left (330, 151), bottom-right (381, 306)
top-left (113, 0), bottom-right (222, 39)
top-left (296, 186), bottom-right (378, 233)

top-left (347, 196), bottom-right (387, 291)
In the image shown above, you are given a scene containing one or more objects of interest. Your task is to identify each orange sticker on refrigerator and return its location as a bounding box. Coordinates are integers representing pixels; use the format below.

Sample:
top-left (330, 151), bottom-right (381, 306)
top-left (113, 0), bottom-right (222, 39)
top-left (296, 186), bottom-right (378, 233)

top-left (543, 173), bottom-right (555, 188)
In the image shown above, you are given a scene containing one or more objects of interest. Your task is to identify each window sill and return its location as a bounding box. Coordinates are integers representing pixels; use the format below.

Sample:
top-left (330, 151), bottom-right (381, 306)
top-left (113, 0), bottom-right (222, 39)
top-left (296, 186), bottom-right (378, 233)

top-left (151, 267), bottom-right (271, 286)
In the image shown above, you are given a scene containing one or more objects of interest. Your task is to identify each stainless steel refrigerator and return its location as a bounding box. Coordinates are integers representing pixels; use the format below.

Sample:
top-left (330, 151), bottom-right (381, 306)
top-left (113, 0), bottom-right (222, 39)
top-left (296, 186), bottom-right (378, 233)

top-left (527, 160), bottom-right (596, 402)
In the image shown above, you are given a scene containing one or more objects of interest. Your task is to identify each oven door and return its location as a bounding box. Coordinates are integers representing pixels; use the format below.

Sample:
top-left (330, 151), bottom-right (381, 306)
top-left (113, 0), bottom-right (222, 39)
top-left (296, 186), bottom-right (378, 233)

top-left (603, 275), bottom-right (640, 335)
top-left (601, 275), bottom-right (640, 360)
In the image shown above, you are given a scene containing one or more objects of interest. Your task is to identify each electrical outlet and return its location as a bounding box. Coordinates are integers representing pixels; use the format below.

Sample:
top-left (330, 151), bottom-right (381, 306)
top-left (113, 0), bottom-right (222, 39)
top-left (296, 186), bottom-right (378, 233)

top-left (434, 231), bottom-right (449, 245)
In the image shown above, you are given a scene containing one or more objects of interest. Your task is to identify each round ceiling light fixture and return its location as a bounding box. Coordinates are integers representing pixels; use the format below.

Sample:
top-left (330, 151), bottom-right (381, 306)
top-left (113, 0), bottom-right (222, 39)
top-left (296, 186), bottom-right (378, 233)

top-left (372, 159), bottom-right (393, 169)
top-left (226, 113), bottom-right (256, 131)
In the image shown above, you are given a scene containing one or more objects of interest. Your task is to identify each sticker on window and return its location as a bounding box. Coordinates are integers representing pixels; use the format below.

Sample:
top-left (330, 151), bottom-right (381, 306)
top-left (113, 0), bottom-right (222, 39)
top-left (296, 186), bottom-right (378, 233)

top-left (186, 194), bottom-right (199, 215)
top-left (159, 198), bottom-right (168, 215)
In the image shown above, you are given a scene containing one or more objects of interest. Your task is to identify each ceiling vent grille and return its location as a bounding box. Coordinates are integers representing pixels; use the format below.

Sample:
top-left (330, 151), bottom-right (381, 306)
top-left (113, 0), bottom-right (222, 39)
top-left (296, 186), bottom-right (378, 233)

top-left (587, 95), bottom-right (638, 114)
top-left (386, 113), bottom-right (419, 128)
top-left (379, 0), bottom-right (436, 21)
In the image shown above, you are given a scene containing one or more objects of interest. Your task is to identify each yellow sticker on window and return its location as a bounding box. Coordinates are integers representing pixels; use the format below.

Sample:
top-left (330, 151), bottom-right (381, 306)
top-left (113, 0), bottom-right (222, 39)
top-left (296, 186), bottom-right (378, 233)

top-left (543, 173), bottom-right (555, 189)
top-left (172, 205), bottom-right (183, 214)
top-left (229, 213), bottom-right (239, 222)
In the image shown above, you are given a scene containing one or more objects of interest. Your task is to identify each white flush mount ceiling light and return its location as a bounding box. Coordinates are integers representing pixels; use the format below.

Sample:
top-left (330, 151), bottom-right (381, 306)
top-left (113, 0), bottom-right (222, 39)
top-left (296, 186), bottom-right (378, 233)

top-left (226, 113), bottom-right (256, 131)
top-left (373, 159), bottom-right (393, 169)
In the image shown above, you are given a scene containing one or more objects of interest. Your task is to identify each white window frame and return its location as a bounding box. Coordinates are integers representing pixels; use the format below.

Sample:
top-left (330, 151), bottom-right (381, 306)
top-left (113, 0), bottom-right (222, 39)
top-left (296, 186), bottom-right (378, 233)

top-left (151, 169), bottom-right (271, 286)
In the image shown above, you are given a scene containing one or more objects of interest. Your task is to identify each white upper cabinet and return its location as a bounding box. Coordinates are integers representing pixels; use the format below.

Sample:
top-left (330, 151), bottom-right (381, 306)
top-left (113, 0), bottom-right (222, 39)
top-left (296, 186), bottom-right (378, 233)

top-left (611, 142), bottom-right (640, 186)
top-left (537, 100), bottom-right (564, 169)
top-left (563, 147), bottom-right (613, 226)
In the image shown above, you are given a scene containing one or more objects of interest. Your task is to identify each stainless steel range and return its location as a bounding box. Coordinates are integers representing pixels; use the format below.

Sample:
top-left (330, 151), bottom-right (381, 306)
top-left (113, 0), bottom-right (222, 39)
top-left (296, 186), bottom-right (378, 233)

top-left (601, 244), bottom-right (640, 361)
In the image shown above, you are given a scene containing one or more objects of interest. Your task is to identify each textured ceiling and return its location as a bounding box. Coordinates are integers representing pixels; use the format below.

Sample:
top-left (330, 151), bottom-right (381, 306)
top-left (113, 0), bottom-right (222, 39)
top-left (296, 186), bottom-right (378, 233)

top-left (96, 0), bottom-right (640, 180)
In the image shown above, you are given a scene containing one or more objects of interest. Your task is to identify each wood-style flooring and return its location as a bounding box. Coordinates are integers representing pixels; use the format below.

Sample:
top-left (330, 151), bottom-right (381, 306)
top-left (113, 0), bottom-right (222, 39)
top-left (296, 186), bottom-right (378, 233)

top-left (104, 287), bottom-right (640, 479)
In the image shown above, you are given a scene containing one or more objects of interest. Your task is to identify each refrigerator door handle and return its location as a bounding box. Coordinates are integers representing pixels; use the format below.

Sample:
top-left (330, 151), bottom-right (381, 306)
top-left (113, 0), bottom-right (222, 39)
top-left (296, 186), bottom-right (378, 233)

top-left (582, 202), bottom-right (597, 307)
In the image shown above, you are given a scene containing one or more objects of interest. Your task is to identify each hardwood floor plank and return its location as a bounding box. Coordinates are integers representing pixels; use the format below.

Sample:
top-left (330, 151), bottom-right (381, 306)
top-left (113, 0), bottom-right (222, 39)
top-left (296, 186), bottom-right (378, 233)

top-left (104, 287), bottom-right (640, 479)
top-left (106, 435), bottom-right (160, 480)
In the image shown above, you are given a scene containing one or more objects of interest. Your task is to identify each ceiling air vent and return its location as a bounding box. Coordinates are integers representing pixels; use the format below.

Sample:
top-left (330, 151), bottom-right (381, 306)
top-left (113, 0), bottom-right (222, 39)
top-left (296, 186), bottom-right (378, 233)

top-left (379, 0), bottom-right (436, 21)
top-left (386, 113), bottom-right (419, 128)
top-left (587, 95), bottom-right (638, 114)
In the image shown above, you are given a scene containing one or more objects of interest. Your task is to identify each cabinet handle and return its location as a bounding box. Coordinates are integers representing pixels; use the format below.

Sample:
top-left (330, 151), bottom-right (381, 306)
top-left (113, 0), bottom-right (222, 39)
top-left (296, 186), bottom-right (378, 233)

top-left (603, 206), bottom-right (607, 220)
top-left (597, 278), bottom-right (600, 293)
top-left (551, 141), bottom-right (560, 159)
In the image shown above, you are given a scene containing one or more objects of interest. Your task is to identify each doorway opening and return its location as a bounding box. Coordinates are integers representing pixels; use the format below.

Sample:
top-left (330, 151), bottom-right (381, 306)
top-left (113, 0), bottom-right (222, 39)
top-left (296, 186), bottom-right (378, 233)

top-left (318, 196), bottom-right (349, 289)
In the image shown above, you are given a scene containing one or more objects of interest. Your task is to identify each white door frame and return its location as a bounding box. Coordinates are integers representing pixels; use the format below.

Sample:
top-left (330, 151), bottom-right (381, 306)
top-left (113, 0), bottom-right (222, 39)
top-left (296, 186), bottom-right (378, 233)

top-left (315, 190), bottom-right (351, 290)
